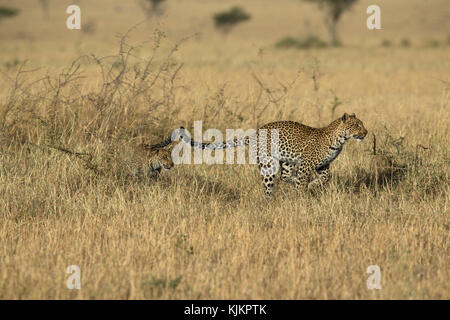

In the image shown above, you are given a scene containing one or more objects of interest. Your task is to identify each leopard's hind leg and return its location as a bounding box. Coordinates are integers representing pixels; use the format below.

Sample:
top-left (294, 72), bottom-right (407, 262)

top-left (308, 164), bottom-right (330, 188)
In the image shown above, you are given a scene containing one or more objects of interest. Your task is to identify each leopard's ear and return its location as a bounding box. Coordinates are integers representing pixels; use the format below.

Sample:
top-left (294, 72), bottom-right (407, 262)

top-left (350, 113), bottom-right (356, 117)
top-left (342, 113), bottom-right (349, 122)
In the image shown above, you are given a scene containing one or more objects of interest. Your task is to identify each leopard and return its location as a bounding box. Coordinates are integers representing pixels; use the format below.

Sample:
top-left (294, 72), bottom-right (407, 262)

top-left (150, 113), bottom-right (367, 197)
top-left (145, 146), bottom-right (174, 179)
top-left (126, 142), bottom-right (174, 180)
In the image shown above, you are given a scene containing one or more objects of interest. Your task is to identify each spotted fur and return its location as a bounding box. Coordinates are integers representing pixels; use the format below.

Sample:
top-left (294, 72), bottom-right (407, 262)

top-left (152, 113), bottom-right (367, 196)
top-left (129, 143), bottom-right (174, 180)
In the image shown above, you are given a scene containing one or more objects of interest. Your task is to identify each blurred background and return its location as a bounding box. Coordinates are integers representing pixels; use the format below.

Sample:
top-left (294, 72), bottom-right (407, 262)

top-left (1, 0), bottom-right (449, 67)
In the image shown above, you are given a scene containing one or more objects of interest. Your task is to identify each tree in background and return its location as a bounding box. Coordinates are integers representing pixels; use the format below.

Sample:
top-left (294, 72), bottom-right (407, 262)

top-left (213, 6), bottom-right (251, 34)
top-left (303, 0), bottom-right (358, 46)
top-left (139, 0), bottom-right (167, 19)
top-left (38, 0), bottom-right (50, 19)
top-left (0, 6), bottom-right (19, 23)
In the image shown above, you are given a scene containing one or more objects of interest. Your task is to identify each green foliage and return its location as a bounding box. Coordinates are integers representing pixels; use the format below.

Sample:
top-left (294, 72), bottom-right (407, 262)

top-left (213, 6), bottom-right (251, 33)
top-left (276, 35), bottom-right (328, 49)
top-left (0, 6), bottom-right (19, 21)
top-left (276, 37), bottom-right (299, 48)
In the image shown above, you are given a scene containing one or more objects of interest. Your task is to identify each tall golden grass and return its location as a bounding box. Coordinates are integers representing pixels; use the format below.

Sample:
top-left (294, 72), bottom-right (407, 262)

top-left (0, 0), bottom-right (448, 299)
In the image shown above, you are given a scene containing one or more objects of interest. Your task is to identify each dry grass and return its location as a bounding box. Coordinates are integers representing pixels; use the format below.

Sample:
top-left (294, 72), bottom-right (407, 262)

top-left (0, 0), bottom-right (449, 299)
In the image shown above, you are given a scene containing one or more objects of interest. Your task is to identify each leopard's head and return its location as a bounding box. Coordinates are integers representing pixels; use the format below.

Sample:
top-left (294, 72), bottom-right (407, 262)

top-left (339, 113), bottom-right (368, 142)
top-left (149, 148), bottom-right (174, 172)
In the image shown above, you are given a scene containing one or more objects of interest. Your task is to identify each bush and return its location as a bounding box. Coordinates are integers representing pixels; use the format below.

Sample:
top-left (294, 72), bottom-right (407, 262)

top-left (0, 6), bottom-right (19, 21)
top-left (213, 6), bottom-right (251, 33)
top-left (3, 58), bottom-right (22, 71)
top-left (426, 39), bottom-right (440, 47)
top-left (0, 31), bottom-right (185, 179)
top-left (381, 39), bottom-right (392, 47)
top-left (400, 38), bottom-right (411, 48)
top-left (275, 37), bottom-right (300, 49)
top-left (140, 0), bottom-right (166, 18)
top-left (275, 36), bottom-right (328, 49)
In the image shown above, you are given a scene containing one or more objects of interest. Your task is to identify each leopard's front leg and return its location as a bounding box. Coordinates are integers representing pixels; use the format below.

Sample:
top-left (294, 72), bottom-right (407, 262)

top-left (258, 158), bottom-right (279, 198)
top-left (292, 163), bottom-right (312, 190)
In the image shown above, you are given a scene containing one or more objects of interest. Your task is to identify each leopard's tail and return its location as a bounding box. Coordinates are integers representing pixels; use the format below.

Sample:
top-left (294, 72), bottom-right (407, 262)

top-left (149, 127), bottom-right (250, 150)
top-left (147, 135), bottom-right (173, 150)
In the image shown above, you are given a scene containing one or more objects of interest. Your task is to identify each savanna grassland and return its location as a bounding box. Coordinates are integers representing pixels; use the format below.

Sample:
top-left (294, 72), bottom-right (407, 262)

top-left (0, 0), bottom-right (449, 299)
